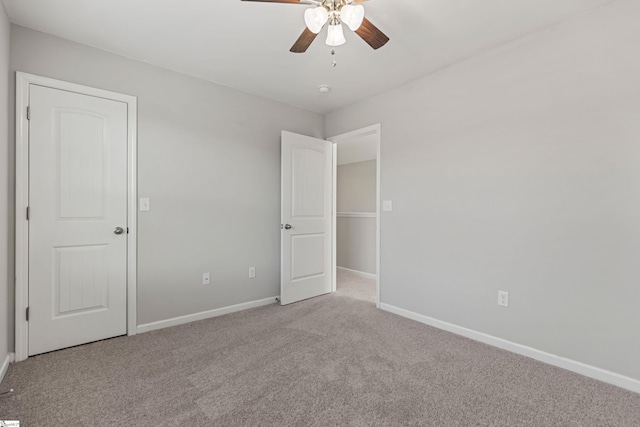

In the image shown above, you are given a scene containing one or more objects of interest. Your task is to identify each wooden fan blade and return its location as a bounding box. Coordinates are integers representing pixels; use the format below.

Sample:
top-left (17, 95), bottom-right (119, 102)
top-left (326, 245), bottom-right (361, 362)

top-left (290, 28), bottom-right (318, 53)
top-left (355, 17), bottom-right (389, 50)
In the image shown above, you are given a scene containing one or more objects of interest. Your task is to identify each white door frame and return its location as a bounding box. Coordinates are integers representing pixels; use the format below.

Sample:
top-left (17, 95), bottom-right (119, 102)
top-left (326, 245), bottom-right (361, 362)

top-left (14, 72), bottom-right (138, 362)
top-left (328, 124), bottom-right (381, 308)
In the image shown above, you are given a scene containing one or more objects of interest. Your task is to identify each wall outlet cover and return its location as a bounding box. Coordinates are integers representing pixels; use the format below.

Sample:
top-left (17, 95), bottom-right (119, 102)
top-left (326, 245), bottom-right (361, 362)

top-left (498, 291), bottom-right (509, 307)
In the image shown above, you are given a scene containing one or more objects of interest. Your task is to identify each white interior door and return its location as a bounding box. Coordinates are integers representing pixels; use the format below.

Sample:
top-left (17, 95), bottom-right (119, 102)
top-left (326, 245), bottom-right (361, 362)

top-left (281, 131), bottom-right (333, 305)
top-left (28, 84), bottom-right (128, 356)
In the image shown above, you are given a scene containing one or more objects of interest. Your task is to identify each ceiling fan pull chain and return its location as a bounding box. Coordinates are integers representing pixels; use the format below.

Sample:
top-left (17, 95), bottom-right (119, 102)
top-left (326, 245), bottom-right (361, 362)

top-left (331, 48), bottom-right (337, 67)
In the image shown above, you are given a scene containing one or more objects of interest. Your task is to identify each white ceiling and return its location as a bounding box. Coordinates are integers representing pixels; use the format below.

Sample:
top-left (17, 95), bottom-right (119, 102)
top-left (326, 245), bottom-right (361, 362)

top-left (2, 0), bottom-right (613, 114)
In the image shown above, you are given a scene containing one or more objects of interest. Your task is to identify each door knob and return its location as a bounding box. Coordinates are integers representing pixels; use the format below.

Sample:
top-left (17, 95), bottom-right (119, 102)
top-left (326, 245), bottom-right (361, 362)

top-left (114, 227), bottom-right (125, 235)
top-left (284, 224), bottom-right (292, 230)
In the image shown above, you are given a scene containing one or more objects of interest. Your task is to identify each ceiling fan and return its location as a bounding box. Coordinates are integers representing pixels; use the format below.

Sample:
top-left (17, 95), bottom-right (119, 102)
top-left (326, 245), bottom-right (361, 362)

top-left (241, 0), bottom-right (389, 53)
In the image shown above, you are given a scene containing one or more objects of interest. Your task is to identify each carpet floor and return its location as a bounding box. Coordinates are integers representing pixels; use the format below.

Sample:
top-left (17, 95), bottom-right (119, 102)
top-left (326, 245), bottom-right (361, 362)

top-left (1, 270), bottom-right (639, 426)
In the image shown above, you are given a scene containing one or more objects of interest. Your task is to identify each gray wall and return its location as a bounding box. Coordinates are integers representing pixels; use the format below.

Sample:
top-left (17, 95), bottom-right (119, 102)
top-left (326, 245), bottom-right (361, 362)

top-left (0, 6), bottom-right (9, 366)
top-left (326, 0), bottom-right (640, 381)
top-left (337, 160), bottom-right (376, 213)
top-left (337, 160), bottom-right (376, 274)
top-left (8, 25), bottom-right (324, 336)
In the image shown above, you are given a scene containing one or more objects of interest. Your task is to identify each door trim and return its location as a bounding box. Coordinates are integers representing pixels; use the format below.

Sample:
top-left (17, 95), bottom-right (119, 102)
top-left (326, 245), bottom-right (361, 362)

top-left (328, 124), bottom-right (381, 308)
top-left (14, 72), bottom-right (138, 361)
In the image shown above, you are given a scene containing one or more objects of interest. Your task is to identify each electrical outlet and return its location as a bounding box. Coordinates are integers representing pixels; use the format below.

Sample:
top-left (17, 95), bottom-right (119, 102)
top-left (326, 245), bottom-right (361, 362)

top-left (249, 266), bottom-right (256, 278)
top-left (498, 291), bottom-right (509, 307)
top-left (202, 272), bottom-right (211, 285)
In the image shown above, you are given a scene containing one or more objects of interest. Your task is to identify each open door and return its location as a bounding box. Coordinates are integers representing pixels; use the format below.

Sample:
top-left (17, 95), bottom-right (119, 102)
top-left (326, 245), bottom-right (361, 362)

top-left (281, 131), bottom-right (333, 305)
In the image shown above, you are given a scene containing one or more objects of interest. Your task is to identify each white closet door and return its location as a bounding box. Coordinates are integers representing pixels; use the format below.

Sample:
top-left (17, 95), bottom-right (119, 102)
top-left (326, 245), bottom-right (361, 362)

top-left (28, 84), bottom-right (128, 355)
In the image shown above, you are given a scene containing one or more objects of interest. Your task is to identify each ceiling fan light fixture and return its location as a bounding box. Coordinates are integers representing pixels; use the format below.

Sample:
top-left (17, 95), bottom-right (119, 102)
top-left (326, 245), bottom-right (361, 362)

top-left (340, 4), bottom-right (365, 31)
top-left (326, 22), bottom-right (346, 47)
top-left (304, 7), bottom-right (329, 34)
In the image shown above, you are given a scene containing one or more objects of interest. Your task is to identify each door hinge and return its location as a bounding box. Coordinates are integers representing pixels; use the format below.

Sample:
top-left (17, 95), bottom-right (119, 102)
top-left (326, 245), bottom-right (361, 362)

top-left (126, 227), bottom-right (129, 234)
top-left (26, 306), bottom-right (29, 322)
top-left (27, 106), bottom-right (30, 120)
top-left (26, 206), bottom-right (29, 220)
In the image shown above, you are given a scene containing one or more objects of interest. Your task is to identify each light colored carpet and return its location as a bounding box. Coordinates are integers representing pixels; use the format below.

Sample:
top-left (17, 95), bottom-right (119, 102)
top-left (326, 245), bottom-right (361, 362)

top-left (335, 269), bottom-right (376, 303)
top-left (1, 272), bottom-right (639, 426)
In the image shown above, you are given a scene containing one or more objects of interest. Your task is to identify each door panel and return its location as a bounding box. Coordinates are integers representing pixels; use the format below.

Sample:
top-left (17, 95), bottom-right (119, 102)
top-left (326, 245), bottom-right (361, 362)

top-left (281, 131), bottom-right (332, 305)
top-left (292, 146), bottom-right (326, 217)
top-left (291, 234), bottom-right (325, 280)
top-left (28, 85), bottom-right (128, 356)
top-left (55, 244), bottom-right (108, 315)
top-left (58, 110), bottom-right (106, 219)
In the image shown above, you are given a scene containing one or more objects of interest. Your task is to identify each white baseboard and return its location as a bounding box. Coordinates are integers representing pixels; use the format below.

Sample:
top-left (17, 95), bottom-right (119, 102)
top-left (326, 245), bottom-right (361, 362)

top-left (380, 303), bottom-right (640, 394)
top-left (337, 266), bottom-right (377, 280)
top-left (137, 297), bottom-right (279, 334)
top-left (0, 352), bottom-right (15, 385)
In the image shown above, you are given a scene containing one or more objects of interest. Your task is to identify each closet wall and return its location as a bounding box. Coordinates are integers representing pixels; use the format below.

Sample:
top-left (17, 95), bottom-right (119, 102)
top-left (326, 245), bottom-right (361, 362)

top-left (336, 159), bottom-right (376, 276)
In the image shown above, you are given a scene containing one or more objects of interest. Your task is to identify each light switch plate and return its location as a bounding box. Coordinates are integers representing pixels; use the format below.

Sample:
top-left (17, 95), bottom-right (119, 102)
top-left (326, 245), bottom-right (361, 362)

top-left (139, 198), bottom-right (150, 211)
top-left (383, 201), bottom-right (393, 212)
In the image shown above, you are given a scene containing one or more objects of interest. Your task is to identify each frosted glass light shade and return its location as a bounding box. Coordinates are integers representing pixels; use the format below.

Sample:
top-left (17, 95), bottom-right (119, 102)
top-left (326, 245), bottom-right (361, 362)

top-left (326, 23), bottom-right (346, 46)
top-left (304, 7), bottom-right (329, 34)
top-left (340, 4), bottom-right (364, 31)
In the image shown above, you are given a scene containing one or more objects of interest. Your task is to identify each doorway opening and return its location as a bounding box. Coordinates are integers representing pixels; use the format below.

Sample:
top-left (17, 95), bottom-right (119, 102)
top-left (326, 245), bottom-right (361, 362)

top-left (329, 125), bottom-right (381, 307)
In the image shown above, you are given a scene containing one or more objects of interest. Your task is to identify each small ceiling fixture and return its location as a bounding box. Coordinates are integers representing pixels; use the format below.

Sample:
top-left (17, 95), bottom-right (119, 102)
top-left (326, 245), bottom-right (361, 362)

top-left (317, 85), bottom-right (331, 93)
top-left (242, 0), bottom-right (389, 53)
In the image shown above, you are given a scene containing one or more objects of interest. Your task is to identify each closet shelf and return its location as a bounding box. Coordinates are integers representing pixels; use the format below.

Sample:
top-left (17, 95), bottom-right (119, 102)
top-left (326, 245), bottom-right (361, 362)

top-left (336, 212), bottom-right (377, 218)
